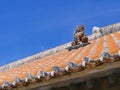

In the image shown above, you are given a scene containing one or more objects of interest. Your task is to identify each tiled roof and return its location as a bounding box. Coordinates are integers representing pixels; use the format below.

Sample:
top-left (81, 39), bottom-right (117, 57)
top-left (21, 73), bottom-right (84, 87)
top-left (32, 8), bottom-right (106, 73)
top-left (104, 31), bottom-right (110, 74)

top-left (0, 23), bottom-right (120, 90)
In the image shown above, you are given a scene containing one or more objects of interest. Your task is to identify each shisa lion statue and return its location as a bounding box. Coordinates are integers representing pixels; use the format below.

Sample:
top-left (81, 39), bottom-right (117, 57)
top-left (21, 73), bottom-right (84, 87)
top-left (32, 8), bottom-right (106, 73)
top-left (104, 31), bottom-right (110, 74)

top-left (71, 25), bottom-right (88, 46)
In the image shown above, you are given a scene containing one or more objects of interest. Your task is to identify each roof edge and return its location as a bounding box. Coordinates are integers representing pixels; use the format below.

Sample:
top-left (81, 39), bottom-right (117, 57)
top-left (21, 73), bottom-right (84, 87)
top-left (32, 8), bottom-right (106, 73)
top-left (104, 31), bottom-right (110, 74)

top-left (0, 22), bottom-right (120, 72)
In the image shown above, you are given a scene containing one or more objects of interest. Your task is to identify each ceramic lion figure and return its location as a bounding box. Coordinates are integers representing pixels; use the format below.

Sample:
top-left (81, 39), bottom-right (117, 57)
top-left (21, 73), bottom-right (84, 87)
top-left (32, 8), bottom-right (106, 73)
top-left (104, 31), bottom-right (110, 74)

top-left (71, 25), bottom-right (85, 46)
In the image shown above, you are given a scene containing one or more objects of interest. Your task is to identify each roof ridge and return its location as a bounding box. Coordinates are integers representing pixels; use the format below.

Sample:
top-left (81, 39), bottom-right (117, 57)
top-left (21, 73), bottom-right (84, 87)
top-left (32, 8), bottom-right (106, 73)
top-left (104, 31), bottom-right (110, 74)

top-left (0, 22), bottom-right (120, 72)
top-left (88, 22), bottom-right (120, 41)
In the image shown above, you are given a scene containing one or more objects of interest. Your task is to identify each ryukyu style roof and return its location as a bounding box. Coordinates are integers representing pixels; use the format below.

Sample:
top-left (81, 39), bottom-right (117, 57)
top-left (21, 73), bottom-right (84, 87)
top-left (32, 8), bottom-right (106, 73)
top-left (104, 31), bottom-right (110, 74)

top-left (0, 23), bottom-right (120, 90)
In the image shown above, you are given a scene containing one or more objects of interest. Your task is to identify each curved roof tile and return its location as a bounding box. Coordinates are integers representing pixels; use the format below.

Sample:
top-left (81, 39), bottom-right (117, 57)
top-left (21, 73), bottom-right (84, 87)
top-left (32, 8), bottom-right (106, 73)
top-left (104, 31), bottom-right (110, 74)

top-left (0, 23), bottom-right (120, 89)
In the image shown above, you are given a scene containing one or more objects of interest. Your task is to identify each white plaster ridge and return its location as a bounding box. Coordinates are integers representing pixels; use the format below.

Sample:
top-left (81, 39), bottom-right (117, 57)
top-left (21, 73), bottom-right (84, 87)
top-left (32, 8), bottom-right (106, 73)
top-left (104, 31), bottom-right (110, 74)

top-left (0, 22), bottom-right (120, 72)
top-left (88, 22), bottom-right (120, 41)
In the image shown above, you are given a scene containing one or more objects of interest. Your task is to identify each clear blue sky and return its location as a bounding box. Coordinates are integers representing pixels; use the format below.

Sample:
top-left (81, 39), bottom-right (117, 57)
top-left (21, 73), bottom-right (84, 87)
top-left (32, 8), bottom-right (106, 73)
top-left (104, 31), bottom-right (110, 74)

top-left (0, 0), bottom-right (120, 66)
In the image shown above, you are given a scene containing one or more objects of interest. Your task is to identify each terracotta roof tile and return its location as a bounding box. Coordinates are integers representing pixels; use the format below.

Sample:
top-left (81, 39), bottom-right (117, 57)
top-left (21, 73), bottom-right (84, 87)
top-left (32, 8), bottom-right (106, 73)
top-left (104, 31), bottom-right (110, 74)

top-left (0, 23), bottom-right (120, 89)
top-left (114, 32), bottom-right (120, 40)
top-left (107, 34), bottom-right (119, 54)
top-left (89, 36), bottom-right (104, 59)
top-left (75, 39), bottom-right (97, 63)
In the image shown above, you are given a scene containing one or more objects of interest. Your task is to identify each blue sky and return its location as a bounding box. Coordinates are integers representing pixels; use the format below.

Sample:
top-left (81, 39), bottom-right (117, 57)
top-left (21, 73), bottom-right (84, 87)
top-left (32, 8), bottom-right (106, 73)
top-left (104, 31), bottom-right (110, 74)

top-left (0, 0), bottom-right (120, 66)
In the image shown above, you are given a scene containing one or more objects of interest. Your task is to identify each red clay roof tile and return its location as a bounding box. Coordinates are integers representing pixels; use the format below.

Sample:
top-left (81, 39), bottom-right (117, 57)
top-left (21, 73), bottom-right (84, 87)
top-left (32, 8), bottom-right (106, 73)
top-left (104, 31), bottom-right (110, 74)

top-left (0, 23), bottom-right (120, 89)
